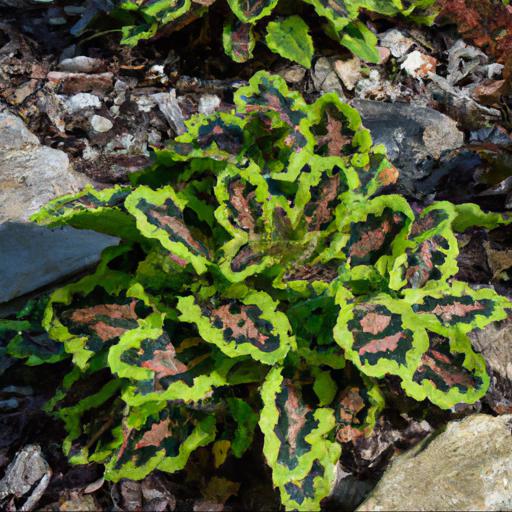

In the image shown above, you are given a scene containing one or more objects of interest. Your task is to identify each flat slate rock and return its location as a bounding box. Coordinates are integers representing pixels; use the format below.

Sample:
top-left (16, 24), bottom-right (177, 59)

top-left (0, 222), bottom-right (117, 304)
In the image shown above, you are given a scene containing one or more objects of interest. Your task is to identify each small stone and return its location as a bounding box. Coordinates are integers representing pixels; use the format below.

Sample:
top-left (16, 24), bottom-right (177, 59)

top-left (58, 56), bottom-right (105, 74)
top-left (357, 414), bottom-right (512, 511)
top-left (312, 57), bottom-right (345, 97)
top-left (377, 46), bottom-right (391, 65)
top-left (334, 57), bottom-right (362, 91)
top-left (279, 64), bottom-right (307, 84)
top-left (401, 50), bottom-right (437, 78)
top-left (63, 92), bottom-right (101, 113)
top-left (379, 29), bottom-right (414, 58)
top-left (90, 114), bottom-right (113, 133)
top-left (199, 94), bottom-right (221, 115)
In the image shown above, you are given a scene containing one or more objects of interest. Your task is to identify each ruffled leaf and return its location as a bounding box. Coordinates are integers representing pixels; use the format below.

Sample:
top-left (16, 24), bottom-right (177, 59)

top-left (31, 185), bottom-right (138, 240)
top-left (177, 291), bottom-right (295, 364)
top-left (166, 112), bottom-right (247, 163)
top-left (334, 290), bottom-right (429, 379)
top-left (339, 195), bottom-right (414, 273)
top-left (125, 185), bottom-right (211, 274)
top-left (389, 202), bottom-right (459, 290)
top-left (234, 71), bottom-right (314, 158)
top-left (405, 281), bottom-right (512, 335)
top-left (44, 265), bottom-right (155, 369)
top-left (399, 330), bottom-right (490, 409)
top-left (259, 366), bottom-right (340, 511)
top-left (109, 325), bottom-right (236, 405)
top-left (104, 402), bottom-right (216, 481)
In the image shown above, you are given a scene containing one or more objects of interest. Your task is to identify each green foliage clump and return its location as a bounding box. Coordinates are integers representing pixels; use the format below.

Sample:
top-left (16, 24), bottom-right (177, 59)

top-left (3, 72), bottom-right (511, 510)
top-left (103, 0), bottom-right (437, 65)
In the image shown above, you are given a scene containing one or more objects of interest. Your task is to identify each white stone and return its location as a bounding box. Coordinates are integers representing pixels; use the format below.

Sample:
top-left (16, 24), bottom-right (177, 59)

top-left (199, 94), bottom-right (221, 115)
top-left (90, 114), bottom-right (113, 133)
top-left (63, 92), bottom-right (101, 113)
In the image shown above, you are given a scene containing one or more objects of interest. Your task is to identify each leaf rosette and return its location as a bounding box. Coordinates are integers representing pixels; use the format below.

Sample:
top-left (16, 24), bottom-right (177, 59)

top-left (9, 70), bottom-right (509, 511)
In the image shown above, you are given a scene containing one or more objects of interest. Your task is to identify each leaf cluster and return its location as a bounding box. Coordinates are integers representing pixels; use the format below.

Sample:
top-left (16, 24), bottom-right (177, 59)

top-left (99, 0), bottom-right (437, 65)
top-left (2, 72), bottom-right (511, 511)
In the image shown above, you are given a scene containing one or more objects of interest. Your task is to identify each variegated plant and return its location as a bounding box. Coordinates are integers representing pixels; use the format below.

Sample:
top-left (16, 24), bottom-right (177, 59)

top-left (2, 72), bottom-right (510, 511)
top-left (82, 0), bottom-right (437, 65)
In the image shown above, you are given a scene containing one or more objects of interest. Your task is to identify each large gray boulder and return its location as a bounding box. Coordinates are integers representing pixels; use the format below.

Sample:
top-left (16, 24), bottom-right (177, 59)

top-left (357, 414), bottom-right (512, 511)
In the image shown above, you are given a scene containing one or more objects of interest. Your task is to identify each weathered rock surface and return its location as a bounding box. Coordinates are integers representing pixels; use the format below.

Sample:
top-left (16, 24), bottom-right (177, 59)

top-left (357, 414), bottom-right (512, 511)
top-left (470, 315), bottom-right (512, 414)
top-left (0, 222), bottom-right (117, 304)
top-left (352, 100), bottom-right (464, 197)
top-left (0, 111), bottom-right (89, 222)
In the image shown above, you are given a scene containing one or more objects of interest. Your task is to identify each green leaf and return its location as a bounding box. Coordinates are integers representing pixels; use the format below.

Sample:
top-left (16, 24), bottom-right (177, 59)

top-left (223, 17), bottom-right (256, 63)
top-left (234, 71), bottom-right (314, 156)
top-left (30, 185), bottom-right (139, 241)
top-left (452, 203), bottom-right (512, 233)
top-left (399, 330), bottom-right (490, 409)
top-left (404, 281), bottom-right (512, 336)
top-left (334, 289), bottom-right (429, 379)
top-left (109, 326), bottom-right (237, 406)
top-left (104, 402), bottom-right (216, 481)
top-left (227, 397), bottom-right (259, 458)
top-left (259, 366), bottom-right (341, 511)
top-left (265, 16), bottom-right (314, 69)
top-left (45, 355), bottom-right (124, 465)
top-left (389, 202), bottom-right (459, 291)
top-left (125, 185), bottom-right (211, 274)
top-left (339, 21), bottom-right (380, 64)
top-left (302, 0), bottom-right (352, 31)
top-left (177, 291), bottom-right (295, 365)
top-left (43, 262), bottom-right (156, 369)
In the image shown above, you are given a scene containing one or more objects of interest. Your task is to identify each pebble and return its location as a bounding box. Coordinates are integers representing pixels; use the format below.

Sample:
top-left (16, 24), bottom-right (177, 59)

top-left (334, 57), bottom-right (362, 91)
top-left (90, 114), bottom-right (113, 133)
top-left (379, 29), bottom-right (415, 59)
top-left (63, 92), bottom-right (101, 113)
top-left (199, 94), bottom-right (221, 115)
top-left (59, 55), bottom-right (105, 74)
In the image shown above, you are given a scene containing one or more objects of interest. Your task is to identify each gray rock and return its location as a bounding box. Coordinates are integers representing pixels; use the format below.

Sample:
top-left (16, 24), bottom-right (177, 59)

top-left (352, 100), bottom-right (464, 197)
top-left (379, 29), bottom-right (414, 59)
top-left (357, 414), bottom-right (512, 511)
top-left (0, 112), bottom-right (89, 222)
top-left (312, 57), bottom-right (345, 97)
top-left (0, 222), bottom-right (117, 304)
top-left (0, 444), bottom-right (49, 498)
